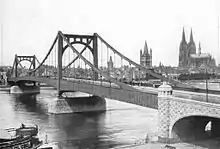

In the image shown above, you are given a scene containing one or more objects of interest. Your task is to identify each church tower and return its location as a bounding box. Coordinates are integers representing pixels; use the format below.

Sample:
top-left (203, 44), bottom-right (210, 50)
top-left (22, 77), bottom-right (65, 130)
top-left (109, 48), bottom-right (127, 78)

top-left (179, 28), bottom-right (188, 67)
top-left (187, 28), bottom-right (196, 56)
top-left (108, 56), bottom-right (113, 71)
top-left (178, 28), bottom-right (216, 68)
top-left (140, 41), bottom-right (152, 67)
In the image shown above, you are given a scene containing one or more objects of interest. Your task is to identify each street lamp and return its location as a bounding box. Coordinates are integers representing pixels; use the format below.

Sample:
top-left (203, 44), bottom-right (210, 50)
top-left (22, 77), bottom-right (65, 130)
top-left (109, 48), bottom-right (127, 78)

top-left (205, 68), bottom-right (208, 102)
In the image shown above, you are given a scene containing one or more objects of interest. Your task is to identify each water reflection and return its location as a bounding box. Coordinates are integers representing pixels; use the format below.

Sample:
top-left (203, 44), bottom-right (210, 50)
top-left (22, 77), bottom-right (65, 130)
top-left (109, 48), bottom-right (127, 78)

top-left (7, 93), bottom-right (127, 148)
top-left (46, 112), bottom-right (124, 148)
top-left (11, 93), bottom-right (46, 114)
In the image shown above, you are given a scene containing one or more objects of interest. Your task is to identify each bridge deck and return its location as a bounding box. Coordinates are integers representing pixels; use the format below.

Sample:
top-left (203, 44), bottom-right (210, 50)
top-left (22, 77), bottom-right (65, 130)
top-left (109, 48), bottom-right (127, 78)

top-left (8, 77), bottom-right (158, 109)
top-left (8, 77), bottom-right (220, 108)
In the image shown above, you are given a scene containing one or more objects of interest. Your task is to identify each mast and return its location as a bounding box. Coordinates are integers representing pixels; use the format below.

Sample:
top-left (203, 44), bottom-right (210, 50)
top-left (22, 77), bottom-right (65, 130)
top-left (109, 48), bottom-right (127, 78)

top-left (218, 15), bottom-right (220, 66)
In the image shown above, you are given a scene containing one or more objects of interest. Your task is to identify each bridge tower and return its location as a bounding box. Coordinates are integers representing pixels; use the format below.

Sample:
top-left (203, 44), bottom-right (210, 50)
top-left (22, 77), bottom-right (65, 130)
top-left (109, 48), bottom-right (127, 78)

top-left (57, 32), bottom-right (98, 96)
top-left (12, 55), bottom-right (37, 77)
top-left (9, 54), bottom-right (39, 94)
top-left (158, 82), bottom-right (173, 142)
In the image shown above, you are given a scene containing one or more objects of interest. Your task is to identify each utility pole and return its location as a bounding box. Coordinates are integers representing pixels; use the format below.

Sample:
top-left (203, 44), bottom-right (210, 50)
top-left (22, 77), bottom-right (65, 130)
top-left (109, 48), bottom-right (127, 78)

top-left (205, 68), bottom-right (208, 102)
top-left (216, 0), bottom-right (220, 66)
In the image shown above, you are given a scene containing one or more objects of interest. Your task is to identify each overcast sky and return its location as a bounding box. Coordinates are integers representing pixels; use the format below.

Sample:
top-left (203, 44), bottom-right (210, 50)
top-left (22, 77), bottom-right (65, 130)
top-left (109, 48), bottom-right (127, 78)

top-left (0, 0), bottom-right (220, 66)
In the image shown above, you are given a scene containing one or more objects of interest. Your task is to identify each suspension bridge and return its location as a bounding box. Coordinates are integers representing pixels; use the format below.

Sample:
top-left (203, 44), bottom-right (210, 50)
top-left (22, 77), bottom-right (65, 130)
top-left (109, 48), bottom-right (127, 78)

top-left (7, 31), bottom-right (182, 108)
top-left (7, 31), bottom-right (220, 142)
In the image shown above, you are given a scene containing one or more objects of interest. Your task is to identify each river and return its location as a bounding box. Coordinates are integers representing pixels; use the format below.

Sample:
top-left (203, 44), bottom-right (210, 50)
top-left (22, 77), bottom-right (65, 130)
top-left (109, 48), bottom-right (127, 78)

top-left (0, 87), bottom-right (220, 149)
top-left (0, 88), bottom-right (158, 149)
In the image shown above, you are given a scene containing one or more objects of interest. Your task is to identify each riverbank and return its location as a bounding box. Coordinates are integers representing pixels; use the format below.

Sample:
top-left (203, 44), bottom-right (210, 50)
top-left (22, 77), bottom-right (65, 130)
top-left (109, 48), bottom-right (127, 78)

top-left (0, 85), bottom-right (54, 91)
top-left (116, 138), bottom-right (220, 149)
top-left (0, 85), bottom-right (10, 91)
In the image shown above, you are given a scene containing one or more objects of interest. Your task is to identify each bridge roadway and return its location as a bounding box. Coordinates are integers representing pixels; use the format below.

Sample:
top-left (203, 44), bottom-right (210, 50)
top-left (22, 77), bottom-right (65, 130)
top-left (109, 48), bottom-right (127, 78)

top-left (8, 76), bottom-right (158, 109)
top-left (8, 76), bottom-right (220, 108)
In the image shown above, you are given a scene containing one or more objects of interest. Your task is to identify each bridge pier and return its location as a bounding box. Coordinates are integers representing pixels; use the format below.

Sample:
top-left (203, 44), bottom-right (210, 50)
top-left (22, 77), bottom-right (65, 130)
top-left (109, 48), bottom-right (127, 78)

top-left (10, 85), bottom-right (23, 94)
top-left (10, 82), bottom-right (40, 94)
top-left (157, 82), bottom-right (174, 143)
top-left (48, 93), bottom-right (106, 114)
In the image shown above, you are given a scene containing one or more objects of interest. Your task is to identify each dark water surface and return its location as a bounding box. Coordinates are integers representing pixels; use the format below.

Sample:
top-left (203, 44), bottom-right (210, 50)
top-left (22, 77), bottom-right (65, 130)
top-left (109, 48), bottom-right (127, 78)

top-left (0, 88), bottom-right (158, 149)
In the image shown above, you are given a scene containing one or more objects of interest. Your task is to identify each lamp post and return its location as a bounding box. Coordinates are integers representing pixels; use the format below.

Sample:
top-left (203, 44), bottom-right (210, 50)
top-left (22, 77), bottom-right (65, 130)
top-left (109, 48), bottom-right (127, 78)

top-left (205, 68), bottom-right (208, 102)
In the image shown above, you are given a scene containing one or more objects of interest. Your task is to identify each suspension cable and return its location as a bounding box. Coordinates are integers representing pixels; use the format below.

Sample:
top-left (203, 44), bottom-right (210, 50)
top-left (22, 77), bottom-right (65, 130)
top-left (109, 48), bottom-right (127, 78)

top-left (101, 41), bottom-right (103, 86)
top-left (59, 31), bottom-right (145, 90)
top-left (51, 47), bottom-right (53, 69)
top-left (139, 68), bottom-right (140, 86)
top-left (49, 52), bottom-right (51, 77)
top-left (28, 35), bottom-right (58, 74)
top-left (107, 46), bottom-right (109, 78)
top-left (85, 49), bottom-right (87, 79)
top-left (69, 47), bottom-right (70, 78)
top-left (55, 41), bottom-right (57, 77)
top-left (73, 50), bottom-right (75, 78)
top-left (88, 46), bottom-right (91, 81)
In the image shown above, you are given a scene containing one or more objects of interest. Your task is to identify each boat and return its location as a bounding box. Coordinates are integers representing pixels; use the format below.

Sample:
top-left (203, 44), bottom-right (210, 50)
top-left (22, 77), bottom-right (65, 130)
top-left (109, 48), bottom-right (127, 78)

top-left (0, 123), bottom-right (42, 149)
top-left (37, 142), bottom-right (60, 149)
top-left (15, 123), bottom-right (38, 137)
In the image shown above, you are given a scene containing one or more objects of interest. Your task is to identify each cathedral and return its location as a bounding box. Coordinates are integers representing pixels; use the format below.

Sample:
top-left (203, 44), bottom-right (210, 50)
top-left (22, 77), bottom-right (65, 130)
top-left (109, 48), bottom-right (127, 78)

top-left (179, 28), bottom-right (216, 68)
top-left (140, 41), bottom-right (152, 67)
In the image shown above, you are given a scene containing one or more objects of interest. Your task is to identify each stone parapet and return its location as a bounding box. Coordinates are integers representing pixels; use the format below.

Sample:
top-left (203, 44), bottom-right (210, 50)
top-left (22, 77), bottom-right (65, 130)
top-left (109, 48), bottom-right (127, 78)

top-left (158, 81), bottom-right (220, 142)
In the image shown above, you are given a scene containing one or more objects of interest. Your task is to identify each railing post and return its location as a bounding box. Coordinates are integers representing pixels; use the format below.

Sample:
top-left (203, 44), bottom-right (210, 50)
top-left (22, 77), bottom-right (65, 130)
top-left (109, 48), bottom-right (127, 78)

top-left (93, 33), bottom-right (98, 80)
top-left (57, 33), bottom-right (63, 96)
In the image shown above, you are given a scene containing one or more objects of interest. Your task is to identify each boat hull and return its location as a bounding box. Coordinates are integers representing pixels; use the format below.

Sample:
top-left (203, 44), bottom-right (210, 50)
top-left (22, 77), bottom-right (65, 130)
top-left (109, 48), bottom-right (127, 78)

top-left (0, 136), bottom-right (42, 149)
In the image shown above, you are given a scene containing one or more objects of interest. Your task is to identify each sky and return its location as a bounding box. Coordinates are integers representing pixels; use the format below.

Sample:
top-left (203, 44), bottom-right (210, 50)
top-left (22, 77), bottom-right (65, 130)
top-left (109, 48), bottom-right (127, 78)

top-left (0, 0), bottom-right (220, 67)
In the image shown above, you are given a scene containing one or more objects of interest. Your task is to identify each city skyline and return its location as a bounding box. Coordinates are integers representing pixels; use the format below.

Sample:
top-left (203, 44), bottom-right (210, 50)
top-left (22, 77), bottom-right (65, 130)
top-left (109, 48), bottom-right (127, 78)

top-left (0, 0), bottom-right (220, 67)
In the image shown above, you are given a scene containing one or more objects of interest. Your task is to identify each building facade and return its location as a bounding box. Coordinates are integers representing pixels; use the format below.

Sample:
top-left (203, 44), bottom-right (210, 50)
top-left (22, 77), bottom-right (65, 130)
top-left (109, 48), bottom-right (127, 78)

top-left (140, 41), bottom-right (152, 67)
top-left (179, 28), bottom-right (216, 68)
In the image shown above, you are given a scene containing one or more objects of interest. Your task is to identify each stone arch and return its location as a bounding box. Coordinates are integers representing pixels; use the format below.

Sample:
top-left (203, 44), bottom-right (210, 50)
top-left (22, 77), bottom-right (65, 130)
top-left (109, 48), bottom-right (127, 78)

top-left (170, 113), bottom-right (220, 132)
top-left (170, 114), bottom-right (220, 141)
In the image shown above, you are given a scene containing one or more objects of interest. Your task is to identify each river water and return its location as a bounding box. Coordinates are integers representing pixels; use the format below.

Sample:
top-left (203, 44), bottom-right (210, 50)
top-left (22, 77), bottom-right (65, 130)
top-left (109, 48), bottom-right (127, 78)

top-left (0, 88), bottom-right (158, 149)
top-left (0, 88), bottom-right (220, 149)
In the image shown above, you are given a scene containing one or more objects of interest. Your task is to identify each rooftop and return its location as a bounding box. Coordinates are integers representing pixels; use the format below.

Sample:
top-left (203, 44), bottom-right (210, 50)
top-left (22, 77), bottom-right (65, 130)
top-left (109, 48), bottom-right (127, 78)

top-left (190, 53), bottom-right (211, 59)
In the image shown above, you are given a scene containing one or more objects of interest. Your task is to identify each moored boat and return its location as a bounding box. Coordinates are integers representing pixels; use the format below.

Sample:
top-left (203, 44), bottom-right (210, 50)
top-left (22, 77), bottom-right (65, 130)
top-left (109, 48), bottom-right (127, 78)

top-left (0, 123), bottom-right (42, 149)
top-left (15, 123), bottom-right (38, 137)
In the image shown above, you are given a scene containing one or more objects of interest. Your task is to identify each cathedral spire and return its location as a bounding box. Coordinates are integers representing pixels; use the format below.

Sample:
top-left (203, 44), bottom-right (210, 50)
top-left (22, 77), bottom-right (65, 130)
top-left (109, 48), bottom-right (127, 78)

top-left (190, 28), bottom-right (194, 43)
top-left (144, 41), bottom-right (148, 54)
top-left (182, 27), bottom-right (186, 43)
